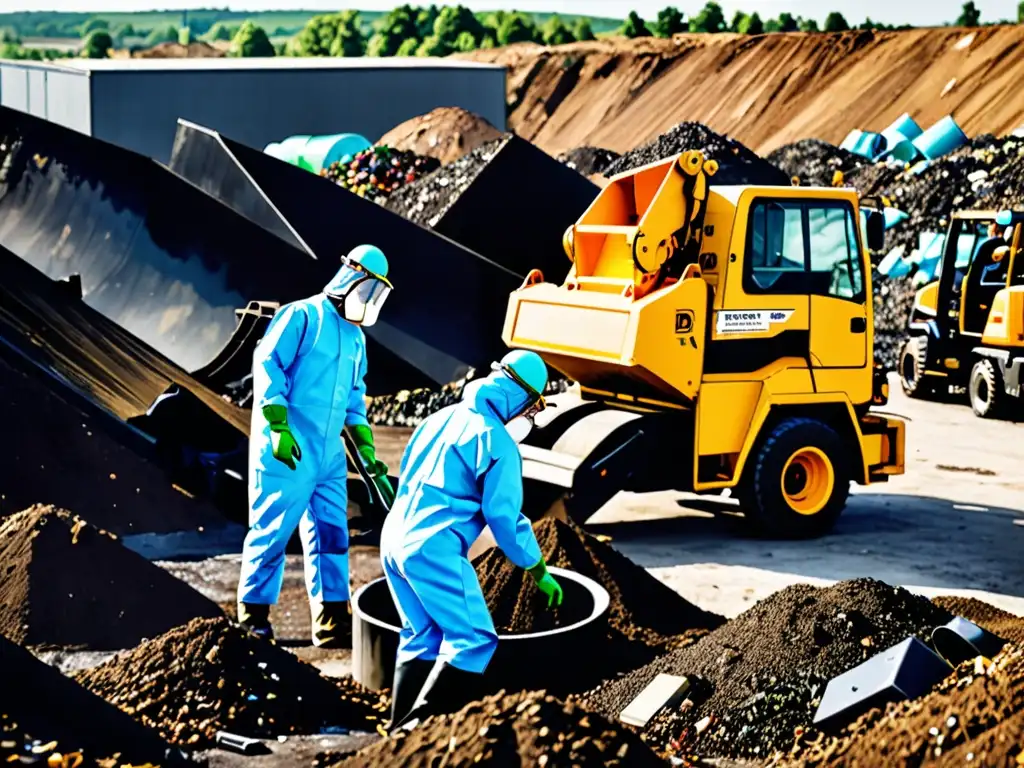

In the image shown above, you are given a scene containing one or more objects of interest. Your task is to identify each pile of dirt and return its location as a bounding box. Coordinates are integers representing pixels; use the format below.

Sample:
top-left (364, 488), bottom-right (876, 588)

top-left (384, 135), bottom-right (511, 227)
top-left (376, 107), bottom-right (504, 165)
top-left (0, 505), bottom-right (222, 650)
top-left (584, 579), bottom-right (952, 761)
top-left (558, 146), bottom-right (621, 176)
top-left (603, 121), bottom-right (789, 186)
top-left (325, 689), bottom-right (665, 768)
top-left (74, 617), bottom-right (387, 748)
top-left (134, 41), bottom-right (225, 58)
top-left (767, 139), bottom-right (869, 188)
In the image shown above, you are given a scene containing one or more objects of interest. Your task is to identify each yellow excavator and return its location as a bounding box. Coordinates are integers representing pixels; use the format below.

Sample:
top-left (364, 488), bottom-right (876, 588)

top-left (503, 150), bottom-right (905, 538)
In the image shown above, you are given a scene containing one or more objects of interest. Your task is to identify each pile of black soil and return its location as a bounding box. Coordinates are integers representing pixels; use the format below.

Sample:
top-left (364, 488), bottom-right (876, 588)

top-left (0, 631), bottom-right (177, 767)
top-left (323, 689), bottom-right (665, 768)
top-left (0, 505), bottom-right (222, 650)
top-left (74, 617), bottom-right (388, 748)
top-left (558, 146), bottom-right (622, 176)
top-left (767, 139), bottom-right (869, 188)
top-left (605, 122), bottom-right (789, 186)
top-left (873, 274), bottom-right (918, 371)
top-left (476, 519), bottom-right (723, 670)
top-left (584, 578), bottom-right (952, 761)
top-left (384, 135), bottom-right (511, 227)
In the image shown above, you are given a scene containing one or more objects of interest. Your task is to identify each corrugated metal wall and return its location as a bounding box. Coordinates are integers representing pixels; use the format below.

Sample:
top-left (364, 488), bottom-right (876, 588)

top-left (0, 64), bottom-right (91, 135)
top-left (91, 65), bottom-right (507, 164)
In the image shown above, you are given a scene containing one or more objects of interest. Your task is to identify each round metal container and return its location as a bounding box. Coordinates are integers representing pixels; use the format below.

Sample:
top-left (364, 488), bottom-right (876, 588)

top-left (352, 567), bottom-right (610, 693)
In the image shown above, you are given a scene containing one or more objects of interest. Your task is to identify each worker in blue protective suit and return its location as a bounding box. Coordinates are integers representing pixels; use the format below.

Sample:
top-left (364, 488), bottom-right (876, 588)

top-left (379, 349), bottom-right (565, 729)
top-left (237, 244), bottom-right (396, 648)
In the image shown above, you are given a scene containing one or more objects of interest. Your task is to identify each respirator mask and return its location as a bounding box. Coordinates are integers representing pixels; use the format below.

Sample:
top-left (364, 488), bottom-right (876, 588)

top-left (493, 361), bottom-right (547, 445)
top-left (329, 256), bottom-right (392, 327)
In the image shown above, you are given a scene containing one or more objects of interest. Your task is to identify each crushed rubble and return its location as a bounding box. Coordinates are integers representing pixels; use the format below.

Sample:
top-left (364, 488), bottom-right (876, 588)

top-left (585, 578), bottom-right (952, 761)
top-left (767, 139), bottom-right (868, 188)
top-left (74, 617), bottom-right (388, 748)
top-left (0, 505), bottom-right (222, 650)
top-left (604, 121), bottom-right (789, 186)
top-left (322, 689), bottom-right (665, 768)
top-left (322, 145), bottom-right (439, 203)
top-left (558, 146), bottom-right (622, 177)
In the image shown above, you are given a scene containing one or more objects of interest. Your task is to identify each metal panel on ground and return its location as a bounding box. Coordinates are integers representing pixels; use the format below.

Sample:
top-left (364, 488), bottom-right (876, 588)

top-left (169, 120), bottom-right (524, 386)
top-left (432, 135), bottom-right (599, 284)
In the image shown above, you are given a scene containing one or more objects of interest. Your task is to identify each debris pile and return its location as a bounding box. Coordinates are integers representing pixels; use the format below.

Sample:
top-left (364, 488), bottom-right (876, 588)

top-left (375, 107), bottom-right (503, 165)
top-left (74, 617), bottom-right (387, 748)
top-left (322, 145), bottom-right (440, 203)
top-left (0, 505), bottom-right (222, 650)
top-left (767, 139), bottom-right (868, 188)
top-left (604, 121), bottom-right (790, 186)
top-left (324, 689), bottom-right (665, 768)
top-left (872, 275), bottom-right (919, 370)
top-left (585, 578), bottom-right (952, 761)
top-left (385, 135), bottom-right (511, 227)
top-left (558, 146), bottom-right (622, 176)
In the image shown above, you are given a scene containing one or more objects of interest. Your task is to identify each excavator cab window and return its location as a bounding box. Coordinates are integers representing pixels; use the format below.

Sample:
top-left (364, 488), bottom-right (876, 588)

top-left (747, 201), bottom-right (806, 292)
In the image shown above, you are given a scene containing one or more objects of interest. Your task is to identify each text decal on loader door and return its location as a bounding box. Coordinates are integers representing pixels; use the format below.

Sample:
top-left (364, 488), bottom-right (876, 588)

top-left (716, 310), bottom-right (793, 335)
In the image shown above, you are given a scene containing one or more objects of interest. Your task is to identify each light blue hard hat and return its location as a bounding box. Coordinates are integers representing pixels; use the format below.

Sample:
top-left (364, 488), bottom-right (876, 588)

top-left (347, 244), bottom-right (389, 279)
top-left (499, 349), bottom-right (548, 397)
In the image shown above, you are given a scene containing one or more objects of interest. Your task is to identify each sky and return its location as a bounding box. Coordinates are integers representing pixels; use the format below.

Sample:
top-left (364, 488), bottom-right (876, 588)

top-left (3, 0), bottom-right (1020, 28)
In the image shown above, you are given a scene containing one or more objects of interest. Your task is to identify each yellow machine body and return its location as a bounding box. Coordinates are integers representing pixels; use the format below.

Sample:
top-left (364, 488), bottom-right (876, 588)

top-left (503, 152), bottom-right (904, 536)
top-left (981, 286), bottom-right (1024, 347)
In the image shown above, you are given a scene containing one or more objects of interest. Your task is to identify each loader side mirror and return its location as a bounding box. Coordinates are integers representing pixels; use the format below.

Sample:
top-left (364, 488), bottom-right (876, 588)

top-left (864, 209), bottom-right (885, 252)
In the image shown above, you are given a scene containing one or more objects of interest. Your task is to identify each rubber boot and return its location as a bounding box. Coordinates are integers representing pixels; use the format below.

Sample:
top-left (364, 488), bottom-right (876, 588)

top-left (387, 658), bottom-right (435, 730)
top-left (237, 602), bottom-right (274, 643)
top-left (397, 661), bottom-right (486, 729)
top-left (312, 601), bottom-right (352, 649)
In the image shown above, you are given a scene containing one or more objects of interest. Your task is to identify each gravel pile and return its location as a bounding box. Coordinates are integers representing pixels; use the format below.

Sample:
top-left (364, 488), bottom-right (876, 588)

top-left (605, 122), bottom-right (789, 186)
top-left (0, 505), bottom-right (221, 650)
top-left (74, 617), bottom-right (387, 748)
top-left (873, 274), bottom-right (918, 370)
top-left (385, 135), bottom-right (511, 227)
top-left (322, 145), bottom-right (439, 204)
top-left (558, 146), bottom-right (622, 176)
top-left (767, 139), bottom-right (869, 188)
top-left (324, 689), bottom-right (665, 768)
top-left (584, 578), bottom-right (952, 761)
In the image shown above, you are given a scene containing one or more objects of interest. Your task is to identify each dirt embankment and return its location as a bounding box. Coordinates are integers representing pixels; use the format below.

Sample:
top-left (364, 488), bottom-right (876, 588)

top-left (460, 27), bottom-right (1024, 157)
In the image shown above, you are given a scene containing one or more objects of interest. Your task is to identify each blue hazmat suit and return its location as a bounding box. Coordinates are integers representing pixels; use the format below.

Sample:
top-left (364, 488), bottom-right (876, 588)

top-left (237, 263), bottom-right (373, 606)
top-left (379, 369), bottom-right (543, 674)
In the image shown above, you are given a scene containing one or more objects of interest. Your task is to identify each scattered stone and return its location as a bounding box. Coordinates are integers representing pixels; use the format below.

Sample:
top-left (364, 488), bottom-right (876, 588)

top-left (767, 139), bottom-right (868, 188)
top-left (558, 146), bottom-right (622, 176)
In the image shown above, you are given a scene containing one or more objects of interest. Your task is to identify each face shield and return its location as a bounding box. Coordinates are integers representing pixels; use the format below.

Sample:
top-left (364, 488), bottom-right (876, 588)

top-left (332, 256), bottom-right (393, 327)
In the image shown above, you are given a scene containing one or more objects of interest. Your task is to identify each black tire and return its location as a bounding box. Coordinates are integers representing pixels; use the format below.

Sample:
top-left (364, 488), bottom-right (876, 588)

top-left (742, 417), bottom-right (851, 539)
top-left (898, 336), bottom-right (935, 399)
top-left (969, 358), bottom-right (1004, 418)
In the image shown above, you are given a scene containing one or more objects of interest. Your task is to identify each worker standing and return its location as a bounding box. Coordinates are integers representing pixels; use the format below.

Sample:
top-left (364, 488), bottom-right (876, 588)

top-left (380, 350), bottom-right (564, 729)
top-left (237, 244), bottom-right (396, 648)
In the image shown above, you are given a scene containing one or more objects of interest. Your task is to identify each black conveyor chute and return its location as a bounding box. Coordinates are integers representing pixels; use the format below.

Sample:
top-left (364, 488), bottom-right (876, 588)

top-left (168, 119), bottom-right (526, 388)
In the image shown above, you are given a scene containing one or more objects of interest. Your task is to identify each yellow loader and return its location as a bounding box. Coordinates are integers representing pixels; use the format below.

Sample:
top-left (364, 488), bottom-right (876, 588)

top-left (503, 151), bottom-right (905, 539)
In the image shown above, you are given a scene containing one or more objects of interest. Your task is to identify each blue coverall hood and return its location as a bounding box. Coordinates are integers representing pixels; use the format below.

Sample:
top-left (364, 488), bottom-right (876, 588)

top-left (462, 370), bottom-right (532, 424)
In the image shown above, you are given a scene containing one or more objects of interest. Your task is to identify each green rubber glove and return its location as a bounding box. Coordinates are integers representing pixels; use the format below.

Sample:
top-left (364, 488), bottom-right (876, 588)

top-left (349, 424), bottom-right (389, 478)
top-left (263, 404), bottom-right (302, 471)
top-left (527, 559), bottom-right (563, 609)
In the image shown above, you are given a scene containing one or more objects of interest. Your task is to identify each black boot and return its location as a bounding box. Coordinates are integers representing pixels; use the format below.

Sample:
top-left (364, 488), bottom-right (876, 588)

top-left (388, 658), bottom-right (435, 729)
top-left (238, 602), bottom-right (274, 643)
top-left (312, 601), bottom-right (352, 649)
top-left (397, 661), bottom-right (486, 729)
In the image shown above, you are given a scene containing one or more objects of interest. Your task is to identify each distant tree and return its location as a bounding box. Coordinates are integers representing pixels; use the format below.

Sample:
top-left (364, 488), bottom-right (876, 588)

top-left (416, 34), bottom-right (449, 56)
top-left (730, 11), bottom-right (748, 32)
top-left (542, 15), bottom-right (576, 45)
top-left (654, 6), bottom-right (686, 37)
top-left (620, 11), bottom-right (652, 37)
top-left (178, 27), bottom-right (192, 46)
top-left (434, 4), bottom-right (485, 48)
top-left (293, 12), bottom-right (365, 57)
top-left (82, 29), bottom-right (113, 58)
top-left (739, 12), bottom-right (764, 34)
top-left (689, 2), bottom-right (726, 32)
top-left (206, 22), bottom-right (233, 41)
top-left (770, 12), bottom-right (799, 32)
top-left (80, 18), bottom-right (109, 36)
top-left (824, 12), bottom-right (850, 31)
top-left (454, 29), bottom-right (478, 51)
top-left (0, 27), bottom-right (19, 44)
top-left (115, 22), bottom-right (135, 39)
top-left (275, 41), bottom-right (287, 55)
top-left (497, 12), bottom-right (540, 45)
top-left (479, 32), bottom-right (497, 48)
top-left (416, 5), bottom-right (440, 37)
top-left (957, 1), bottom-right (981, 26)
top-left (799, 17), bottom-right (820, 31)
top-left (573, 18), bottom-right (596, 41)
top-left (1019, 0), bottom-right (1024, 22)
top-left (230, 21), bottom-right (275, 57)
top-left (396, 36), bottom-right (420, 55)
top-left (35, 22), bottom-right (61, 37)
top-left (367, 5), bottom-right (420, 57)
top-left (145, 24), bottom-right (179, 46)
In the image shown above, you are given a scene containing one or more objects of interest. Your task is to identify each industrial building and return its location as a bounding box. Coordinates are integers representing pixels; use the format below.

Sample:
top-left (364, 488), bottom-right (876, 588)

top-left (0, 56), bottom-right (507, 163)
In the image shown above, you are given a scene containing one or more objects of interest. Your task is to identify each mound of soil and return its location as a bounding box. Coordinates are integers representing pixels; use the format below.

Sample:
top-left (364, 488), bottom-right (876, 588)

top-left (585, 579), bottom-right (952, 760)
top-left (384, 135), bottom-right (511, 227)
top-left (558, 146), bottom-right (621, 176)
top-left (603, 121), bottom-right (789, 186)
top-left (0, 505), bottom-right (222, 650)
top-left (326, 689), bottom-right (664, 768)
top-left (376, 107), bottom-right (503, 165)
top-left (767, 139), bottom-right (869, 188)
top-left (932, 595), bottom-right (1024, 644)
top-left (74, 617), bottom-right (387, 748)
top-left (134, 41), bottom-right (225, 58)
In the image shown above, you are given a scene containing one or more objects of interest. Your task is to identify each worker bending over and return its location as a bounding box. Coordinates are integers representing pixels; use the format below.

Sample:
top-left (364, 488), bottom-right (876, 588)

top-left (380, 350), bottom-right (564, 728)
top-left (237, 244), bottom-right (396, 647)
